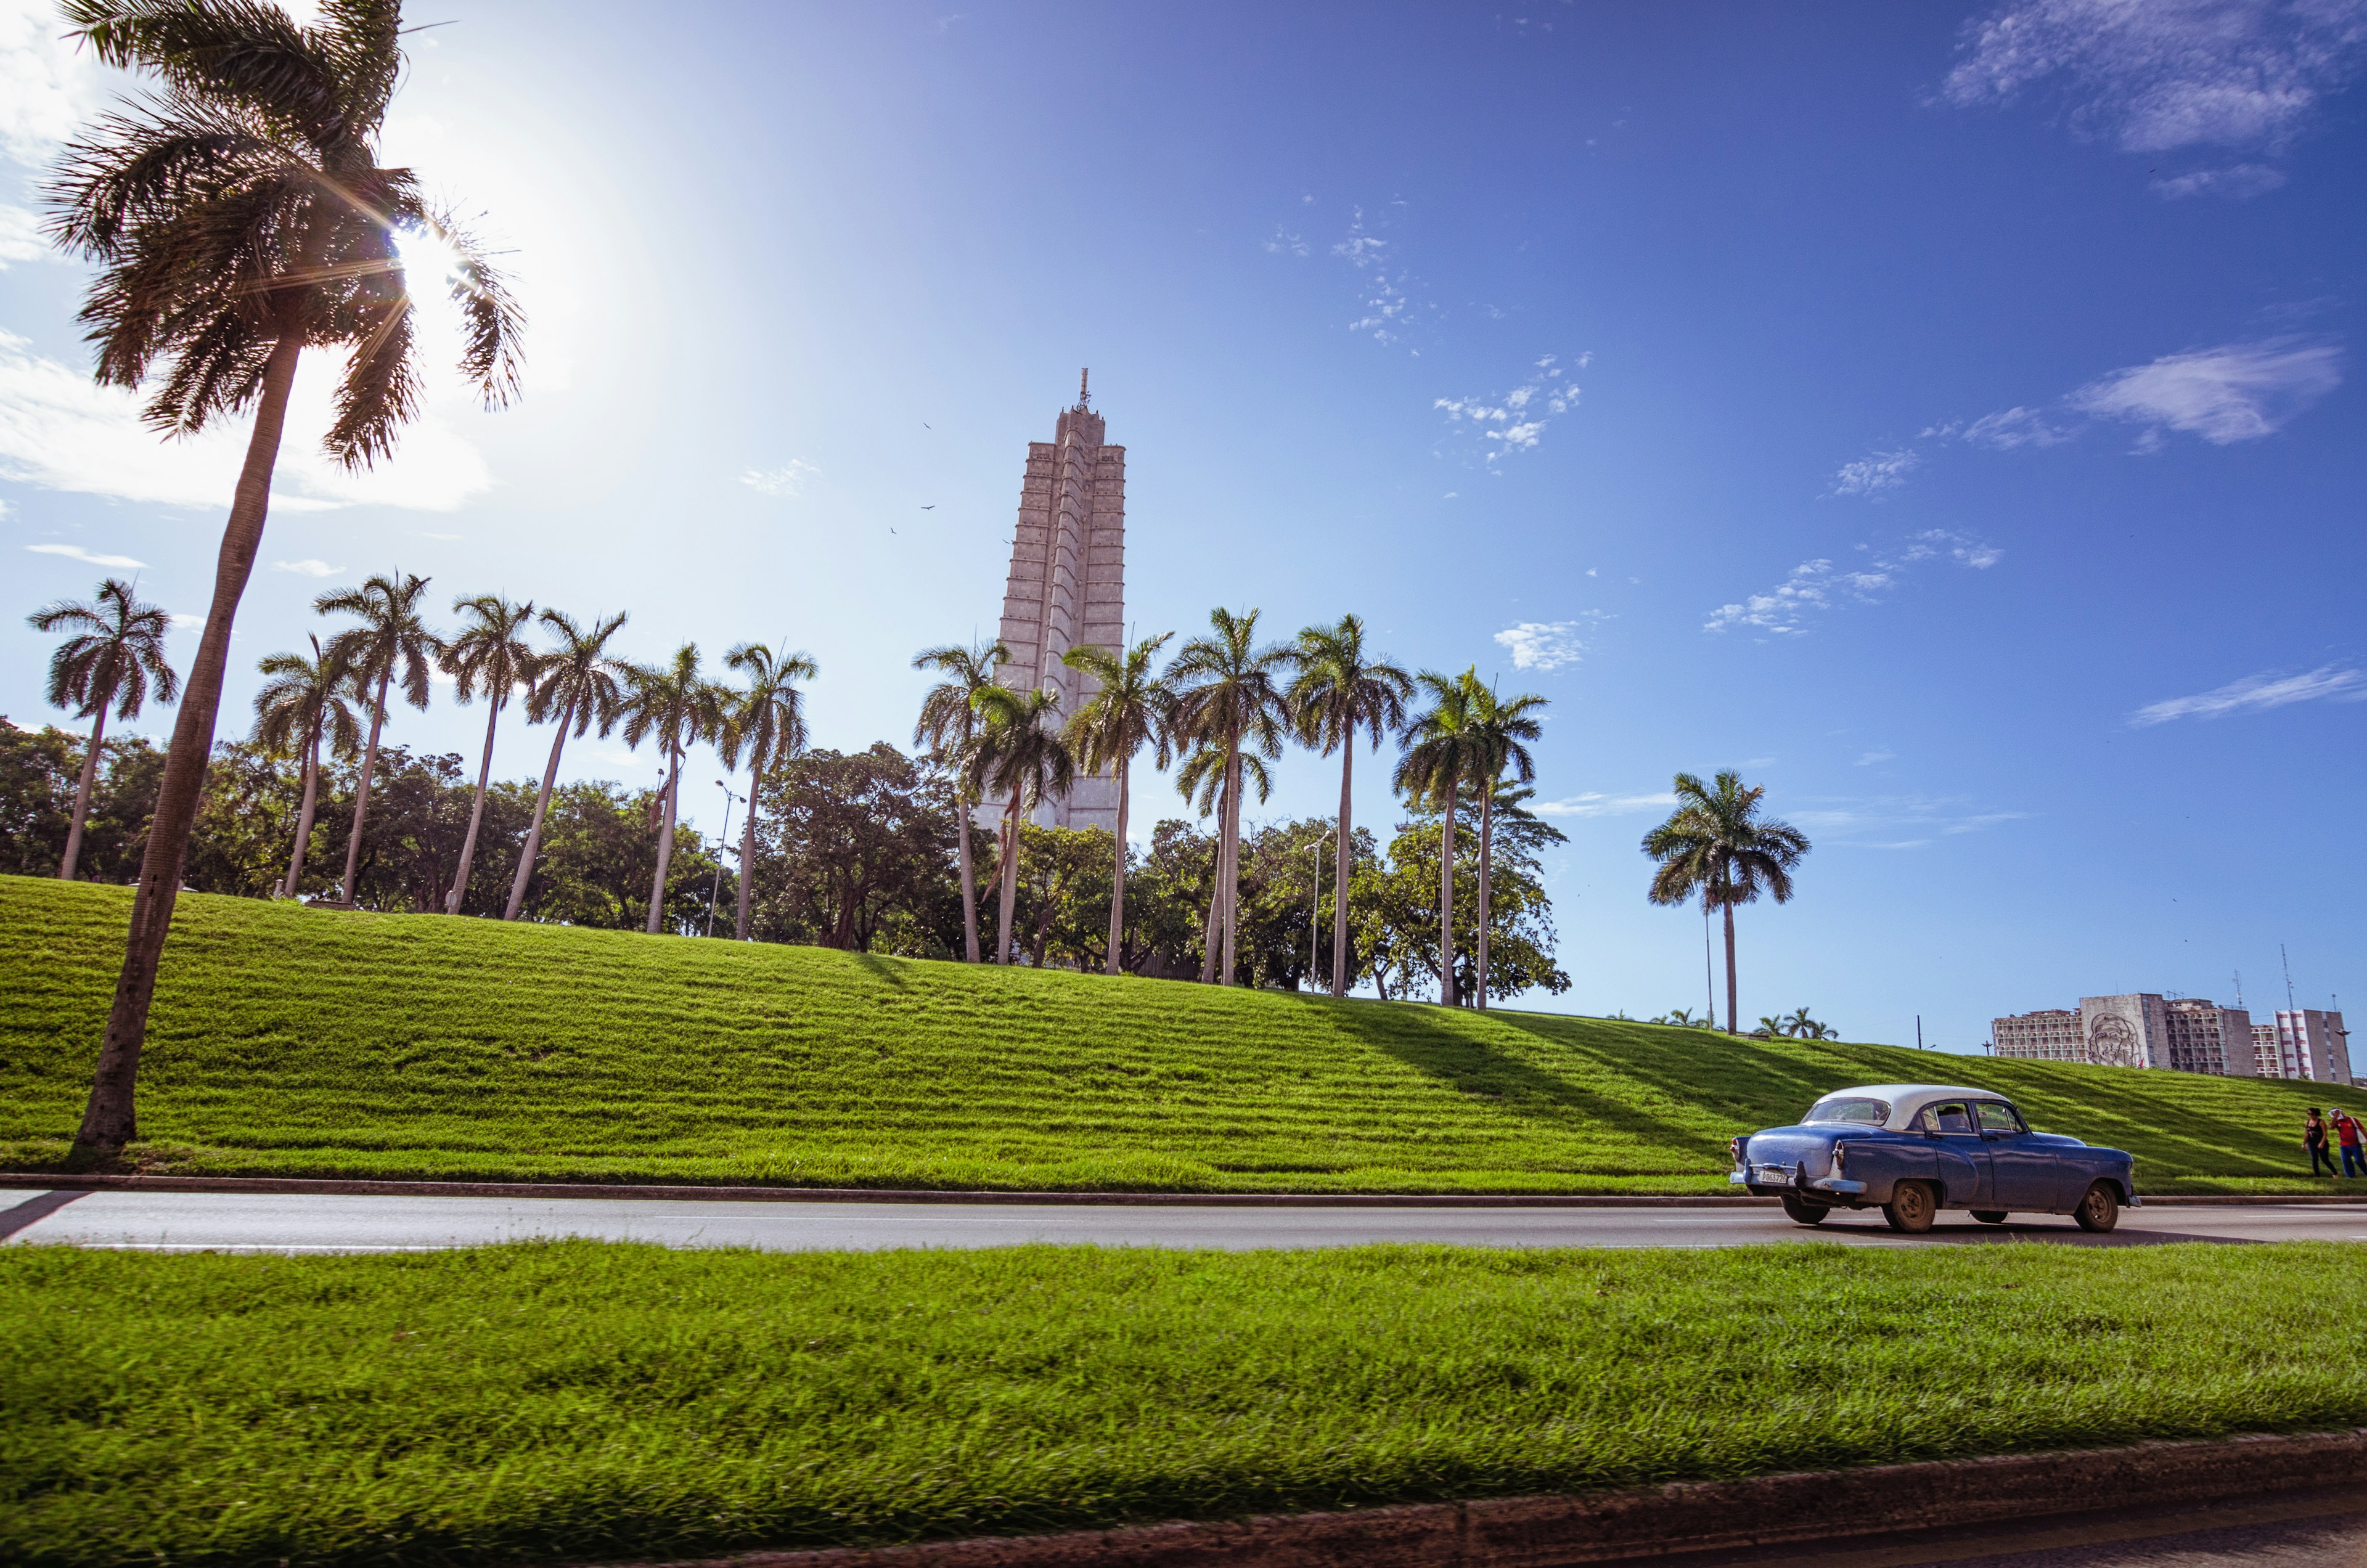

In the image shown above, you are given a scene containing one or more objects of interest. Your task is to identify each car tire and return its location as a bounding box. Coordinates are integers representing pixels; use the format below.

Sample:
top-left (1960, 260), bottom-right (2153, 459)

top-left (1881, 1180), bottom-right (1937, 1234)
top-left (1780, 1195), bottom-right (1831, 1226)
top-left (1971, 1209), bottom-right (2009, 1225)
top-left (2072, 1182), bottom-right (2120, 1233)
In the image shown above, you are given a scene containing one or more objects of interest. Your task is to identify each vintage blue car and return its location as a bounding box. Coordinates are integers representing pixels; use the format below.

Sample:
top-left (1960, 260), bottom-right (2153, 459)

top-left (1730, 1082), bottom-right (2139, 1233)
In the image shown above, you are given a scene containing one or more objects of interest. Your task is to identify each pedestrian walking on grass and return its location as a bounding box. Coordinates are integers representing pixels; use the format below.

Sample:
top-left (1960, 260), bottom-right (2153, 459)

top-left (2336, 1109), bottom-right (2366, 1178)
top-left (2307, 1109), bottom-right (2337, 1177)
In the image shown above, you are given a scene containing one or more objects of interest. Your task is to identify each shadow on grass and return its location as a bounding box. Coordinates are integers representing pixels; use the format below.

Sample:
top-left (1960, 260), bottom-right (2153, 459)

top-left (845, 951), bottom-right (911, 991)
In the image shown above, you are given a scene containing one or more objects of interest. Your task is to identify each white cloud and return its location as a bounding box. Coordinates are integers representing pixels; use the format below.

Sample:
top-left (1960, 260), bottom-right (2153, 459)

top-left (2130, 664), bottom-right (2367, 725)
top-left (0, 202), bottom-right (43, 267)
top-left (272, 558), bottom-right (342, 578)
top-left (1830, 449), bottom-right (1918, 496)
top-left (1855, 748), bottom-right (1896, 766)
top-left (0, 0), bottom-right (116, 166)
top-left (2071, 338), bottom-right (2340, 444)
top-left (167, 612), bottom-right (204, 632)
top-left (1264, 225), bottom-right (1309, 256)
top-left (0, 330), bottom-right (494, 512)
top-left (1959, 405), bottom-right (2073, 449)
top-left (1706, 531), bottom-right (2000, 635)
top-left (742, 459), bottom-right (820, 498)
top-left (1494, 621), bottom-right (1585, 671)
top-left (1335, 206), bottom-right (1415, 343)
top-left (1532, 791), bottom-right (1678, 819)
top-left (2151, 162), bottom-right (2290, 198)
top-left (1436, 354), bottom-right (1582, 463)
top-left (1944, 0), bottom-right (2367, 153)
top-left (1790, 795), bottom-right (2034, 847)
top-left (25, 541), bottom-right (144, 568)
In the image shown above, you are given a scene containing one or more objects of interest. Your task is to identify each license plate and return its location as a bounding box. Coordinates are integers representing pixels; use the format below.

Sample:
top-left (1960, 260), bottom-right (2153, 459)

top-left (1756, 1167), bottom-right (1795, 1186)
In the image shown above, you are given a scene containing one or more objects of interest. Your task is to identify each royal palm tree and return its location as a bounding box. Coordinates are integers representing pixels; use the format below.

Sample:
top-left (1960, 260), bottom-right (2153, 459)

top-left (1166, 609), bottom-right (1292, 987)
top-left (618, 643), bottom-right (724, 936)
top-left (1288, 614), bottom-right (1411, 997)
top-left (970, 684), bottom-right (1074, 966)
top-left (1062, 633), bottom-right (1175, 976)
top-left (1175, 738), bottom-right (1271, 982)
top-left (250, 634), bottom-right (358, 898)
top-left (437, 593), bottom-right (535, 915)
top-left (51, 0), bottom-right (520, 1156)
top-left (503, 609), bottom-right (629, 921)
top-left (1461, 676), bottom-right (1548, 1012)
top-left (717, 640), bottom-right (818, 941)
top-left (28, 578), bottom-right (179, 881)
top-left (317, 571), bottom-right (436, 905)
top-left (1394, 669), bottom-right (1484, 1006)
top-left (912, 639), bottom-right (1009, 963)
top-left (1642, 770), bottom-right (1812, 1035)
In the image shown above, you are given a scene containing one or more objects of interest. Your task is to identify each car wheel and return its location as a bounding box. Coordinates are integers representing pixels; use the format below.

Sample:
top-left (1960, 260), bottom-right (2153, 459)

top-left (1780, 1195), bottom-right (1831, 1226)
top-left (1881, 1180), bottom-right (1937, 1234)
top-left (1971, 1210), bottom-right (2009, 1225)
top-left (2072, 1182), bottom-right (2120, 1233)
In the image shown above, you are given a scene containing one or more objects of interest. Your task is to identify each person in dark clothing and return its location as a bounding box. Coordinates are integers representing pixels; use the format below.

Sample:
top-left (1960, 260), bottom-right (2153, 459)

top-left (2307, 1109), bottom-right (2337, 1177)
top-left (2337, 1109), bottom-right (2366, 1178)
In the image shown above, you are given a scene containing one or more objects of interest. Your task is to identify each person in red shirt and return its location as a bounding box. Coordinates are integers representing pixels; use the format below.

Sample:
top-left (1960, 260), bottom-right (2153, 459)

top-left (2336, 1109), bottom-right (2366, 1178)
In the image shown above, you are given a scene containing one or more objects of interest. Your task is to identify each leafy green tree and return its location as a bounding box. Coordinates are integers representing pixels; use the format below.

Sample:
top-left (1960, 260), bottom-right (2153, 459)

top-left (1367, 811), bottom-right (1569, 1003)
top-left (520, 779), bottom-right (720, 933)
top-left (317, 571), bottom-right (436, 904)
top-left (1460, 677), bottom-right (1548, 1012)
top-left (1641, 770), bottom-right (1811, 1035)
top-left (1010, 823), bottom-right (1116, 969)
top-left (504, 610), bottom-right (630, 921)
top-left (1394, 668), bottom-right (1484, 1006)
top-left (912, 639), bottom-right (1009, 963)
top-left (618, 643), bottom-right (726, 936)
top-left (249, 635), bottom-right (359, 897)
top-left (1166, 608), bottom-right (1292, 987)
top-left (1061, 632), bottom-right (1174, 974)
top-left (1288, 614), bottom-right (1411, 997)
top-left (750, 743), bottom-right (959, 953)
top-left (718, 642), bottom-right (817, 940)
top-left (436, 594), bottom-right (536, 914)
top-left (1121, 818), bottom-right (1222, 979)
top-left (970, 686), bottom-right (1074, 965)
top-left (49, 0), bottom-right (520, 1156)
top-left (27, 578), bottom-right (179, 882)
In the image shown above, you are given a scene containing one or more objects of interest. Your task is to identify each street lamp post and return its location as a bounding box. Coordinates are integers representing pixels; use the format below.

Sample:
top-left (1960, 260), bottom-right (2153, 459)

top-left (706, 780), bottom-right (742, 938)
top-left (1307, 836), bottom-right (1324, 990)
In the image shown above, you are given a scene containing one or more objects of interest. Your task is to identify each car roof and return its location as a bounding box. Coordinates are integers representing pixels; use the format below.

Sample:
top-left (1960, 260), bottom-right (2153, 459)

top-left (1810, 1084), bottom-right (2017, 1130)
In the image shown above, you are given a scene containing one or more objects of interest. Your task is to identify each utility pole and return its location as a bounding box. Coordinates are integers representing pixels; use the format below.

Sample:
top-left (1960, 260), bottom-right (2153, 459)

top-left (1916, 1015), bottom-right (1924, 1051)
top-left (704, 781), bottom-right (738, 938)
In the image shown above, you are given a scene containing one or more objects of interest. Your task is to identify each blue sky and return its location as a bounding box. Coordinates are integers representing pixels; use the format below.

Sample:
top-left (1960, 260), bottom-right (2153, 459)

top-left (2, 1), bottom-right (2363, 1048)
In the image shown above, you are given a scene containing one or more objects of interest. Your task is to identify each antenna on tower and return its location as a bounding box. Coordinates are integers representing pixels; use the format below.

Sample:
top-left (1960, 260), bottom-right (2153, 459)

top-left (2283, 943), bottom-right (2297, 1013)
top-left (2233, 969), bottom-right (2244, 1008)
top-left (1077, 367), bottom-right (1090, 408)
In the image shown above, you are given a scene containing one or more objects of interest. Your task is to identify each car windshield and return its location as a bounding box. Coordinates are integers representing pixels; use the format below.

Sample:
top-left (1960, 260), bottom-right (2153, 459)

top-left (1805, 1096), bottom-right (1890, 1125)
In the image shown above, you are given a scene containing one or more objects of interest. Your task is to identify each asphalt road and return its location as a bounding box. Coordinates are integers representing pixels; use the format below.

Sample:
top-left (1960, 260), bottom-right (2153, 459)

top-left (9, 1190), bottom-right (2367, 1252)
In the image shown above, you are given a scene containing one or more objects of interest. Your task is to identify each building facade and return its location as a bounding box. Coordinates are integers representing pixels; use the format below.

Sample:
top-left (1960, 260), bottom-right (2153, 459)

top-left (986, 372), bottom-right (1126, 832)
top-left (2259, 1009), bottom-right (2353, 1084)
top-left (1992, 1008), bottom-right (2081, 1062)
top-left (1991, 994), bottom-right (2258, 1076)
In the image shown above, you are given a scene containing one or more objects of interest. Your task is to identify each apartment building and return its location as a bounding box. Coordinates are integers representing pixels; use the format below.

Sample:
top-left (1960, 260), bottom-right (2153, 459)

top-left (2254, 1010), bottom-right (2353, 1084)
top-left (1992, 994), bottom-right (2258, 1076)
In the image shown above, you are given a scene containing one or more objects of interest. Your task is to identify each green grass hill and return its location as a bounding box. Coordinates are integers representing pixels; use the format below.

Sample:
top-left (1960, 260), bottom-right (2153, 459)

top-left (1, 875), bottom-right (2353, 1192)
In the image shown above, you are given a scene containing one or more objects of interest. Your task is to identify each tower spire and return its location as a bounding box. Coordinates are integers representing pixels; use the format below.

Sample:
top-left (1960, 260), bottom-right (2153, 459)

top-left (1077, 367), bottom-right (1090, 408)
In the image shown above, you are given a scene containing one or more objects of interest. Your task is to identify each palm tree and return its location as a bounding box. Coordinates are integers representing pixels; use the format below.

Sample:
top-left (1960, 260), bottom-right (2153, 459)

top-left (1061, 633), bottom-right (1175, 976)
top-left (912, 640), bottom-right (1009, 963)
top-left (1460, 675), bottom-right (1548, 1012)
top-left (437, 593), bottom-right (536, 915)
top-left (27, 578), bottom-right (179, 881)
top-left (503, 610), bottom-right (630, 921)
top-left (1641, 770), bottom-right (1812, 1035)
top-left (1175, 739), bottom-right (1272, 981)
top-left (1288, 615), bottom-right (1412, 997)
top-left (250, 635), bottom-right (359, 898)
top-left (618, 643), bottom-right (724, 936)
top-left (717, 641), bottom-right (818, 941)
top-left (1166, 609), bottom-right (1293, 987)
top-left (1394, 669), bottom-right (1483, 1007)
top-left (970, 685), bottom-right (1074, 965)
top-left (50, 0), bottom-right (520, 1156)
top-left (317, 571), bottom-right (436, 905)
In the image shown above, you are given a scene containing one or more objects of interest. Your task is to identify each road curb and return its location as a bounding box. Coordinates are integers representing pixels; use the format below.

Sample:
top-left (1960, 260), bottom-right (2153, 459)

top-left (587, 1429), bottom-right (2367, 1568)
top-left (2, 1172), bottom-right (2362, 1206)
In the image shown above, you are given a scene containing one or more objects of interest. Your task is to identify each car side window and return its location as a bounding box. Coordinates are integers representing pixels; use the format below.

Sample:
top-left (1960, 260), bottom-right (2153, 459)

top-left (1975, 1101), bottom-right (2025, 1134)
top-left (1918, 1101), bottom-right (1976, 1133)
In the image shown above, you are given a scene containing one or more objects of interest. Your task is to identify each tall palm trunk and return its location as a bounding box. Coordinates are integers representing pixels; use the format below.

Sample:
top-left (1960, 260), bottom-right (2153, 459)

top-left (1198, 798), bottom-right (1224, 984)
top-left (58, 698), bottom-right (109, 881)
top-left (955, 793), bottom-right (979, 962)
top-left (734, 762), bottom-right (761, 941)
top-left (504, 695), bottom-right (574, 921)
top-left (1474, 783), bottom-right (1494, 1012)
top-left (995, 788), bottom-right (1022, 963)
top-left (445, 696), bottom-right (502, 914)
top-left (78, 331), bottom-right (301, 1157)
top-left (1721, 878), bottom-right (1739, 1035)
top-left (1437, 773), bottom-right (1459, 1007)
top-left (283, 724), bottom-right (321, 897)
top-left (1218, 737), bottom-right (1243, 986)
top-left (645, 740), bottom-right (682, 935)
top-left (1331, 741), bottom-right (1354, 997)
top-left (338, 664), bottom-right (391, 904)
top-left (1105, 761), bottom-right (1130, 975)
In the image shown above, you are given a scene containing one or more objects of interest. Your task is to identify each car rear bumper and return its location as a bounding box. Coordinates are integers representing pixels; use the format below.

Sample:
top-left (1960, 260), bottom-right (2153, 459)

top-left (1730, 1169), bottom-right (1868, 1197)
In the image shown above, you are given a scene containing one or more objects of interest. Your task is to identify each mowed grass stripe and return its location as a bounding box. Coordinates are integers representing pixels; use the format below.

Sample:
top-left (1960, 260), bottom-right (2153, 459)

top-left (1, 875), bottom-right (2356, 1190)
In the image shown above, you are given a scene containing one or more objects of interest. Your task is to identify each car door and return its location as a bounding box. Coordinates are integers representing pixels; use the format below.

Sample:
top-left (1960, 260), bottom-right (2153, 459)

top-left (1913, 1099), bottom-right (1993, 1209)
top-left (1973, 1100), bottom-right (2057, 1211)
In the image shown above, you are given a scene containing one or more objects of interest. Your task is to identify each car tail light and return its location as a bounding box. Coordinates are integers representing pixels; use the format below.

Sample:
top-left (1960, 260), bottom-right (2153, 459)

top-left (1730, 1136), bottom-right (1745, 1167)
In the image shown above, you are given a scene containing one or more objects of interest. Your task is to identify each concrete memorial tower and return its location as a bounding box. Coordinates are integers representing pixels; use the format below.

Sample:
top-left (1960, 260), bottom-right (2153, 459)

top-left (989, 370), bottom-right (1124, 831)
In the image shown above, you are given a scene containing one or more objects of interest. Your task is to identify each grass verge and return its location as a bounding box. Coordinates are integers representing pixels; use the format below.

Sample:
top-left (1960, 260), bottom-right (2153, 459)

top-left (3, 876), bottom-right (2358, 1191)
top-left (7, 1239), bottom-right (2367, 1567)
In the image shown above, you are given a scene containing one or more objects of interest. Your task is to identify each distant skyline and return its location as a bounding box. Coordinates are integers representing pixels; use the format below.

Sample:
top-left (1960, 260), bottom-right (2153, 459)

top-left (4, 1), bottom-right (2363, 1047)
